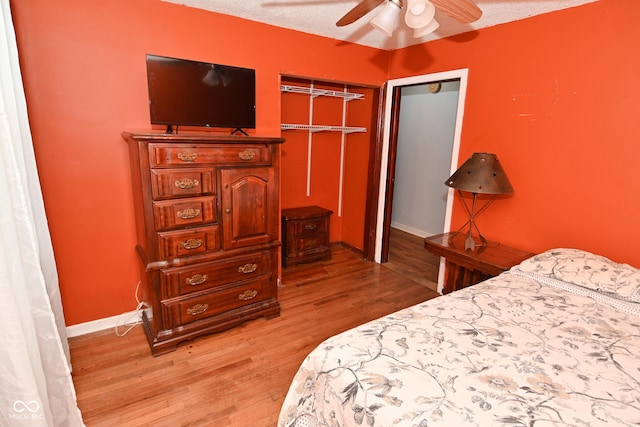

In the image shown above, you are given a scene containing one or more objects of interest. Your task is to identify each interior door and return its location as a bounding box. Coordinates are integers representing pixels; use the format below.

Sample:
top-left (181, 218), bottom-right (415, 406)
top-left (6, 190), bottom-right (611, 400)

top-left (379, 86), bottom-right (403, 263)
top-left (369, 69), bottom-right (468, 278)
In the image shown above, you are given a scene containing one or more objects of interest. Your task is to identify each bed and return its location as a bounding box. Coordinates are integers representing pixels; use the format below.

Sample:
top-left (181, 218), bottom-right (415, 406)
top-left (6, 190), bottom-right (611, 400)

top-left (278, 248), bottom-right (640, 426)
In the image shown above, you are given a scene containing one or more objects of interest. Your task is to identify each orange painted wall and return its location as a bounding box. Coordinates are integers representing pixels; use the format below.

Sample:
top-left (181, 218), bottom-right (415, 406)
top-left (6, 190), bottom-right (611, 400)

top-left (388, 0), bottom-right (640, 267)
top-left (11, 0), bottom-right (389, 326)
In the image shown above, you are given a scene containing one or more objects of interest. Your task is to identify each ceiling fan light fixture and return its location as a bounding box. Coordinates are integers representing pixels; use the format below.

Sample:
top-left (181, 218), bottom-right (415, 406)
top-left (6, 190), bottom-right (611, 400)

top-left (413, 17), bottom-right (439, 37)
top-left (370, 0), bottom-right (402, 37)
top-left (404, 0), bottom-right (436, 29)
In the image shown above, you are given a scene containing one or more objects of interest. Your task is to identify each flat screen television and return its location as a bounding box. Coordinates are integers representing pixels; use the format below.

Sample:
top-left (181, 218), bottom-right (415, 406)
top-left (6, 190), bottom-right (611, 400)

top-left (145, 54), bottom-right (256, 134)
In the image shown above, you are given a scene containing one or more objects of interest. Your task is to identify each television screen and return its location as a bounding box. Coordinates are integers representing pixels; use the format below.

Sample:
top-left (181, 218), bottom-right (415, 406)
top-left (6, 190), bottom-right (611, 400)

top-left (146, 54), bottom-right (256, 132)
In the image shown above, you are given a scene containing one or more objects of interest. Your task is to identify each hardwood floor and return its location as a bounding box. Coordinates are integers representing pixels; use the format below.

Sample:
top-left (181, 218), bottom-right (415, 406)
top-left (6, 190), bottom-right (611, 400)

top-left (387, 227), bottom-right (440, 291)
top-left (69, 241), bottom-right (440, 426)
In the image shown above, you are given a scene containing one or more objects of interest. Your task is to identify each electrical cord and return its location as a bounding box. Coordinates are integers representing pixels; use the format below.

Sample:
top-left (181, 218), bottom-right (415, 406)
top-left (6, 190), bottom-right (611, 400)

top-left (115, 281), bottom-right (144, 337)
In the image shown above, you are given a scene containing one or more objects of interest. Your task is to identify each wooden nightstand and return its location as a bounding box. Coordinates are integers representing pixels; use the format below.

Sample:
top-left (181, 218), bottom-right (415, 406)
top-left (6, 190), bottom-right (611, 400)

top-left (281, 206), bottom-right (333, 268)
top-left (424, 232), bottom-right (535, 294)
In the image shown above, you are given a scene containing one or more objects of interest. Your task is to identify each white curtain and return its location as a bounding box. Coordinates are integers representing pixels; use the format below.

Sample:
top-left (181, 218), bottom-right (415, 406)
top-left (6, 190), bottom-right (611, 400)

top-left (0, 1), bottom-right (84, 425)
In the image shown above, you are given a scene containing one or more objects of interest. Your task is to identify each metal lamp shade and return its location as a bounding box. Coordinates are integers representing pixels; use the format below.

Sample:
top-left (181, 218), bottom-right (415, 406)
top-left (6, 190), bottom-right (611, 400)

top-left (445, 152), bottom-right (513, 251)
top-left (445, 152), bottom-right (514, 195)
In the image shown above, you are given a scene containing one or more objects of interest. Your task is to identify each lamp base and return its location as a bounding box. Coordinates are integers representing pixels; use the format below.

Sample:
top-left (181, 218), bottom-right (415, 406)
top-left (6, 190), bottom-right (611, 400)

top-left (464, 232), bottom-right (488, 251)
top-left (448, 230), bottom-right (489, 252)
top-left (448, 190), bottom-right (494, 252)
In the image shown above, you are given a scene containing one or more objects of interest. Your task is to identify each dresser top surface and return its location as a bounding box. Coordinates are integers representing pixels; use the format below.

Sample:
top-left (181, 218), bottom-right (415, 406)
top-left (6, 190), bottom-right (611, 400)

top-left (122, 131), bottom-right (284, 144)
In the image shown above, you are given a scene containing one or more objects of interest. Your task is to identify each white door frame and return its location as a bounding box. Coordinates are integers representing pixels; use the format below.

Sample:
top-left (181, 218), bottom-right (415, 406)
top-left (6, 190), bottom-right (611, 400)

top-left (374, 68), bottom-right (469, 291)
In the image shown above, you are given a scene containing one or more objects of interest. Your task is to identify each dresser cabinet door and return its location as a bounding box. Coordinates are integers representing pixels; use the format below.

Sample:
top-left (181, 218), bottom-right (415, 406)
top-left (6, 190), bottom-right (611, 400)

top-left (220, 167), bottom-right (277, 249)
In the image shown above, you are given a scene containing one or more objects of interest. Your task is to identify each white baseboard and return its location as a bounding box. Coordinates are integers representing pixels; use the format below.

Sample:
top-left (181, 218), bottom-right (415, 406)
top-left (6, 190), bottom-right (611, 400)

top-left (66, 310), bottom-right (140, 338)
top-left (390, 221), bottom-right (439, 238)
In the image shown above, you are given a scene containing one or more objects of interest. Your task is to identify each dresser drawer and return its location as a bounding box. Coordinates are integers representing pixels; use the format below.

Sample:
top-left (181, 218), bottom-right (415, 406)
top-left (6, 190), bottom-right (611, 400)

top-left (157, 226), bottom-right (220, 259)
top-left (150, 144), bottom-right (271, 167)
top-left (160, 252), bottom-right (272, 297)
top-left (150, 168), bottom-right (215, 200)
top-left (152, 197), bottom-right (217, 231)
top-left (162, 277), bottom-right (271, 328)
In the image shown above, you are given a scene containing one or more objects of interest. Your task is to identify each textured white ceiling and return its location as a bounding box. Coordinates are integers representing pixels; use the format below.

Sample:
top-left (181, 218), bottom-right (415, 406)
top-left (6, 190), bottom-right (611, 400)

top-left (162, 0), bottom-right (599, 50)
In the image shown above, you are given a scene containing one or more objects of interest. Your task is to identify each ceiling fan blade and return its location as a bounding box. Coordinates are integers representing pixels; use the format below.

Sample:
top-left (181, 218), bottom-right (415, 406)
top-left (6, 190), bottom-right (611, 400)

top-left (336, 0), bottom-right (386, 27)
top-left (431, 0), bottom-right (482, 24)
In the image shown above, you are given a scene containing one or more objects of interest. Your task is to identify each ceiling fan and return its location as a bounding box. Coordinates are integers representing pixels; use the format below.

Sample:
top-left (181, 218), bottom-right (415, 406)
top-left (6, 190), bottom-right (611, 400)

top-left (336, 0), bottom-right (482, 38)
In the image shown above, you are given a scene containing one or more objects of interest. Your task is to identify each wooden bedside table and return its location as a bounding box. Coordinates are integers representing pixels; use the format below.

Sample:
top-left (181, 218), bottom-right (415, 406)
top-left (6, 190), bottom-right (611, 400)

top-left (424, 232), bottom-right (534, 294)
top-left (281, 206), bottom-right (333, 267)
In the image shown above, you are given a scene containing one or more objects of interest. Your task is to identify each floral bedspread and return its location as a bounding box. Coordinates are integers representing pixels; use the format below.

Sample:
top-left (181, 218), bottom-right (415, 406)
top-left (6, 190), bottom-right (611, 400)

top-left (278, 249), bottom-right (640, 427)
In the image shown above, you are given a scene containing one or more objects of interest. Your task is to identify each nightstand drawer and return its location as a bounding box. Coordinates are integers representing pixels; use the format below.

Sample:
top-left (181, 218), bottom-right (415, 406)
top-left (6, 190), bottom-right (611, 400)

top-left (292, 217), bottom-right (327, 237)
top-left (291, 235), bottom-right (329, 253)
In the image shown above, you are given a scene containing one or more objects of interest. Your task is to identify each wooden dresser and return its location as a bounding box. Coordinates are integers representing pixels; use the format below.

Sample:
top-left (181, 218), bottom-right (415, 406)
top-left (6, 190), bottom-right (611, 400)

top-left (122, 132), bottom-right (284, 355)
top-left (281, 206), bottom-right (333, 267)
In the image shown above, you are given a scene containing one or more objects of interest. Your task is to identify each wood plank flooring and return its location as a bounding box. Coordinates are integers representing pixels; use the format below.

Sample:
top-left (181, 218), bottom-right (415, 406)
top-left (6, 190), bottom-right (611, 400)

top-left (69, 233), bottom-right (440, 426)
top-left (387, 227), bottom-right (440, 291)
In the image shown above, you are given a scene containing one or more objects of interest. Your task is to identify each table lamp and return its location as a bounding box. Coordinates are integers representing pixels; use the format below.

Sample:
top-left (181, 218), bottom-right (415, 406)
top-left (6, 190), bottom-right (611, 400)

top-left (445, 152), bottom-right (514, 251)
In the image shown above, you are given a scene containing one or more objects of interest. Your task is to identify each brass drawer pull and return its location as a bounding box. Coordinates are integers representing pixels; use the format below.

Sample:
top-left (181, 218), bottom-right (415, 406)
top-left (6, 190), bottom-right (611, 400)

top-left (238, 150), bottom-right (256, 161)
top-left (304, 223), bottom-right (317, 231)
top-left (238, 290), bottom-right (258, 301)
top-left (175, 178), bottom-right (199, 189)
top-left (238, 263), bottom-right (258, 274)
top-left (186, 274), bottom-right (208, 286)
top-left (177, 151), bottom-right (198, 162)
top-left (177, 208), bottom-right (200, 219)
top-left (187, 303), bottom-right (208, 316)
top-left (182, 239), bottom-right (203, 250)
